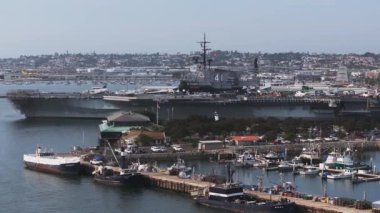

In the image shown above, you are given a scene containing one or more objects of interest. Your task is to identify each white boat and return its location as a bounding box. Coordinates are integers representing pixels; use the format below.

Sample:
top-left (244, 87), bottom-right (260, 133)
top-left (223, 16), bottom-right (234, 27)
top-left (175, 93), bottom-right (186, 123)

top-left (298, 147), bottom-right (320, 165)
top-left (264, 151), bottom-right (283, 161)
top-left (235, 151), bottom-right (255, 167)
top-left (327, 169), bottom-right (355, 180)
top-left (167, 158), bottom-right (191, 175)
top-left (325, 148), bottom-right (354, 169)
top-left (299, 166), bottom-right (320, 175)
top-left (23, 147), bottom-right (81, 175)
top-left (278, 161), bottom-right (294, 172)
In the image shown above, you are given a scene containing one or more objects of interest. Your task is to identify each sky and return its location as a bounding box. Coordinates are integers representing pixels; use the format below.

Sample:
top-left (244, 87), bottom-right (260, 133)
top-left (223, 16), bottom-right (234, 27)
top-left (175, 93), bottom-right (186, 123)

top-left (0, 0), bottom-right (379, 58)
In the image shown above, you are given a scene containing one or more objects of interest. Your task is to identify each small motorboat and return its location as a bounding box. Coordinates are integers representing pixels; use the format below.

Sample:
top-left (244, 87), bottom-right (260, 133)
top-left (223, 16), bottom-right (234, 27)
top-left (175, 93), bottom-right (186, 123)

top-left (235, 151), bottom-right (256, 167)
top-left (326, 169), bottom-right (355, 180)
top-left (167, 158), bottom-right (191, 176)
top-left (299, 166), bottom-right (320, 175)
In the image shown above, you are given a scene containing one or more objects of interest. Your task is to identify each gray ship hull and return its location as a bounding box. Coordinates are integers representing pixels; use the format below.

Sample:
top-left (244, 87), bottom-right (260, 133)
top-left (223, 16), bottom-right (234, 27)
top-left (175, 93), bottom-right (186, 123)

top-left (8, 91), bottom-right (380, 120)
top-left (8, 97), bottom-right (120, 119)
top-left (7, 94), bottom-right (337, 120)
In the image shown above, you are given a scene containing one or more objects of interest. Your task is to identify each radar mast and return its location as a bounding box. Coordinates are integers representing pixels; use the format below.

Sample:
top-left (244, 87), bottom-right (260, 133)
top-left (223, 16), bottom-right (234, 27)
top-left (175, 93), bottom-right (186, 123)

top-left (198, 33), bottom-right (211, 69)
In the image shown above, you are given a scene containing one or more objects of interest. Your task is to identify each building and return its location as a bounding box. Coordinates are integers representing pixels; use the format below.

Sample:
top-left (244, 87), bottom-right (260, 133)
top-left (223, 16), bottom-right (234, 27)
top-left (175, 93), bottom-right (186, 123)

top-left (121, 130), bottom-right (166, 146)
top-left (198, 140), bottom-right (223, 151)
top-left (228, 135), bottom-right (260, 146)
top-left (335, 67), bottom-right (349, 86)
top-left (99, 111), bottom-right (151, 143)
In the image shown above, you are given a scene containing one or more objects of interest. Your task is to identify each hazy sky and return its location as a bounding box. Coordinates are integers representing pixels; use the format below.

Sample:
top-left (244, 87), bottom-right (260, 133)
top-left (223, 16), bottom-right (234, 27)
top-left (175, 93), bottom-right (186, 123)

top-left (0, 0), bottom-right (379, 57)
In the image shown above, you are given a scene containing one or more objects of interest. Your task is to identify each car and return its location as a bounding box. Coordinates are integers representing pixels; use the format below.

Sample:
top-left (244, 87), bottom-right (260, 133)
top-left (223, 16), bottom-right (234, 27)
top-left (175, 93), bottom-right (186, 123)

top-left (151, 146), bottom-right (161, 152)
top-left (126, 141), bottom-right (137, 149)
top-left (171, 144), bottom-right (183, 152)
top-left (160, 146), bottom-right (167, 152)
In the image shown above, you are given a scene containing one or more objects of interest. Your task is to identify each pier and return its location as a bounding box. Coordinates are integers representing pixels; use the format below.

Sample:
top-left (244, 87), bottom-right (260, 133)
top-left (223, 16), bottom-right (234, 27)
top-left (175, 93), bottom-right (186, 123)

top-left (140, 171), bottom-right (372, 213)
top-left (244, 190), bottom-right (371, 213)
top-left (141, 172), bottom-right (213, 194)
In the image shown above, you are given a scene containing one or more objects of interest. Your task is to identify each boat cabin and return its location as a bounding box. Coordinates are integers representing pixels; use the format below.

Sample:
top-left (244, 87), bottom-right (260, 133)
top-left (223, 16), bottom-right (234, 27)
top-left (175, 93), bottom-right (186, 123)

top-left (208, 184), bottom-right (244, 201)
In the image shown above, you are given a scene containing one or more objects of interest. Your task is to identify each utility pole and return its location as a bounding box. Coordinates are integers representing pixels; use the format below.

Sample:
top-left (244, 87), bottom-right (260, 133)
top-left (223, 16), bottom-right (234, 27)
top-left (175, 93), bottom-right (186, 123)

top-left (156, 101), bottom-right (159, 125)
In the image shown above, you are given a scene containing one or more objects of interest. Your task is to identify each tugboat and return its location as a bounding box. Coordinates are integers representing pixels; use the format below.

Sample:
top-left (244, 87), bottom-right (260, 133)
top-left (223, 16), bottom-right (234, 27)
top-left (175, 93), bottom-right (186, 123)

top-left (195, 164), bottom-right (296, 213)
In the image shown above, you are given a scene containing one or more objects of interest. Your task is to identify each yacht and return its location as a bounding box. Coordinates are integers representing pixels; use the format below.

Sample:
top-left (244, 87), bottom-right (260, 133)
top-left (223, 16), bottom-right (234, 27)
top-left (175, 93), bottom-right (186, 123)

top-left (235, 151), bottom-right (256, 167)
top-left (265, 151), bottom-right (283, 161)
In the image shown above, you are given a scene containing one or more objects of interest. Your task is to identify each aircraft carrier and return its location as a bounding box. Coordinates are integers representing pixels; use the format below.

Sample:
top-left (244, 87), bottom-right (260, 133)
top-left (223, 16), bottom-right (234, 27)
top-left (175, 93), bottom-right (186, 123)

top-left (8, 88), bottom-right (380, 120)
top-left (5, 35), bottom-right (380, 120)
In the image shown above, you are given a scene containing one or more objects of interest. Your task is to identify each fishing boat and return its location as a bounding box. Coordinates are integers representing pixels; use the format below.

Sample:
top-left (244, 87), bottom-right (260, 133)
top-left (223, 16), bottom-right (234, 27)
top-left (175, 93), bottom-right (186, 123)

top-left (93, 166), bottom-right (142, 186)
top-left (326, 169), bottom-right (355, 180)
top-left (93, 141), bottom-right (142, 186)
top-left (299, 166), bottom-right (320, 175)
top-left (23, 146), bottom-right (80, 175)
top-left (324, 148), bottom-right (354, 169)
top-left (298, 147), bottom-right (320, 165)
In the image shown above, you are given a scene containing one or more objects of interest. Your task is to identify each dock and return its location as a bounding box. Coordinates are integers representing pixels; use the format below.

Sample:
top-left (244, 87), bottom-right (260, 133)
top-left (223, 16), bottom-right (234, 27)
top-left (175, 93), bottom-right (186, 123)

top-left (78, 157), bottom-right (375, 212)
top-left (244, 190), bottom-right (371, 213)
top-left (139, 171), bottom-right (372, 213)
top-left (141, 172), bottom-right (213, 194)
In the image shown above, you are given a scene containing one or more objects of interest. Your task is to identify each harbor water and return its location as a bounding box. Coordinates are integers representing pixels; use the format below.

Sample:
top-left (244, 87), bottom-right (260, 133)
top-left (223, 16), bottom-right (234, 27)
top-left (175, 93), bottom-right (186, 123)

top-left (1, 82), bottom-right (380, 212)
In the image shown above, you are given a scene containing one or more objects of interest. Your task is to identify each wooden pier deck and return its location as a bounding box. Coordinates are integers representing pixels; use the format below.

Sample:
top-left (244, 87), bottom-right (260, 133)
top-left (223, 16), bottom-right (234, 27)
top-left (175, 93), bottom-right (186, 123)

top-left (141, 171), bottom-right (373, 213)
top-left (141, 172), bottom-right (213, 194)
top-left (244, 190), bottom-right (371, 213)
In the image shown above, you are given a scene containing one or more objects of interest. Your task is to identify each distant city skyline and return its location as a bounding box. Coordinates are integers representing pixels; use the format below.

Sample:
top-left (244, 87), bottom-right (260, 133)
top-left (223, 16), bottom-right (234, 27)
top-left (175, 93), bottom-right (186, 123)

top-left (0, 0), bottom-right (379, 58)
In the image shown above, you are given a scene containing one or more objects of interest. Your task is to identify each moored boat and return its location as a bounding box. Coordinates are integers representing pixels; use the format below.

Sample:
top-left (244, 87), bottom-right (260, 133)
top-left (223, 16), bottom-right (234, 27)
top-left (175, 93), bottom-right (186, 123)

top-left (326, 169), bottom-right (355, 180)
top-left (298, 147), bottom-right (321, 165)
top-left (93, 167), bottom-right (142, 186)
top-left (195, 183), bottom-right (296, 213)
top-left (299, 166), bottom-right (320, 175)
top-left (235, 151), bottom-right (256, 167)
top-left (195, 163), bottom-right (296, 213)
top-left (265, 151), bottom-right (283, 161)
top-left (23, 147), bottom-right (80, 175)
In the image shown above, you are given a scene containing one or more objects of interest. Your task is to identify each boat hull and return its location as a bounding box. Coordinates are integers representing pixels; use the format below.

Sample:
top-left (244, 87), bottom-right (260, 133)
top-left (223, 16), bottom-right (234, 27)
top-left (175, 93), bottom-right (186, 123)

top-left (24, 161), bottom-right (80, 175)
top-left (196, 198), bottom-right (296, 213)
top-left (93, 173), bottom-right (143, 186)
